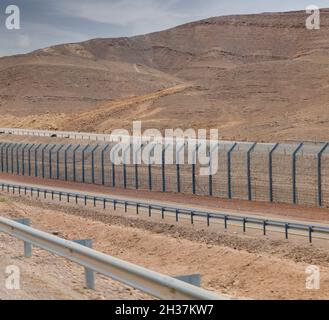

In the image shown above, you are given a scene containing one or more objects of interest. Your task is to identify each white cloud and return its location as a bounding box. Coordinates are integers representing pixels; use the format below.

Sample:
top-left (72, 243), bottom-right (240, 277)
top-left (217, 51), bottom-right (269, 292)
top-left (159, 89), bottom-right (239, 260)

top-left (59, 0), bottom-right (185, 25)
top-left (17, 34), bottom-right (30, 48)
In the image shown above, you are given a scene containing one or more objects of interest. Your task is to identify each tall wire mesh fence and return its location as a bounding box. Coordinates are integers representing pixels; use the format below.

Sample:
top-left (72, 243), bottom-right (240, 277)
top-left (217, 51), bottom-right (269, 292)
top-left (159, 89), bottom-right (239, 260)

top-left (0, 140), bottom-right (328, 208)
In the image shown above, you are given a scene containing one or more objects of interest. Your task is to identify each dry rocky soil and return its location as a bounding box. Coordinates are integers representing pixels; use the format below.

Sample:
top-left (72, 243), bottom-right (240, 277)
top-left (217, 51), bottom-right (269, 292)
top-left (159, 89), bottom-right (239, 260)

top-left (1, 191), bottom-right (329, 300)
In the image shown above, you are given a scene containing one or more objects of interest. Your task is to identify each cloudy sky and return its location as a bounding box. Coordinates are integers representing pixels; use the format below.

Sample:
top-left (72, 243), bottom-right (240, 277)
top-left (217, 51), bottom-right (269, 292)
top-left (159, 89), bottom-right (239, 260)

top-left (0, 0), bottom-right (328, 57)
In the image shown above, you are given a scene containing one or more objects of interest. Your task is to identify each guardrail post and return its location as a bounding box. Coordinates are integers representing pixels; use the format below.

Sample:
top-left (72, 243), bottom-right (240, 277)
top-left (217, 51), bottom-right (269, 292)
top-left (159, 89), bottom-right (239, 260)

top-left (73, 239), bottom-right (95, 290)
top-left (247, 143), bottom-right (257, 201)
top-left (82, 144), bottom-right (90, 183)
top-left (309, 227), bottom-right (313, 243)
top-left (263, 221), bottom-right (267, 236)
top-left (101, 144), bottom-right (110, 185)
top-left (41, 144), bottom-right (49, 179)
top-left (285, 224), bottom-right (289, 240)
top-left (175, 274), bottom-right (201, 287)
top-left (269, 143), bottom-right (279, 202)
top-left (14, 218), bottom-right (32, 257)
top-left (227, 143), bottom-right (238, 199)
top-left (317, 143), bottom-right (329, 207)
top-left (292, 143), bottom-right (303, 204)
top-left (48, 145), bottom-right (56, 179)
top-left (64, 144), bottom-right (72, 181)
top-left (56, 145), bottom-right (64, 180)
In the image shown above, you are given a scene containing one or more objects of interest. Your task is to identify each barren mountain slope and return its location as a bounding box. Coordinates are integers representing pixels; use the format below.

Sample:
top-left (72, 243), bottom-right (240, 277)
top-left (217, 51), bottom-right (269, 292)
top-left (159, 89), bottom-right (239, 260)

top-left (2, 10), bottom-right (329, 141)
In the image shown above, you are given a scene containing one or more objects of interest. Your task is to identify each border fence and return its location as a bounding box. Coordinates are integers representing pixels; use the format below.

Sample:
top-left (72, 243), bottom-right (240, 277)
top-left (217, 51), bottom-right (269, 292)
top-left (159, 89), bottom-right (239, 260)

top-left (0, 138), bottom-right (328, 208)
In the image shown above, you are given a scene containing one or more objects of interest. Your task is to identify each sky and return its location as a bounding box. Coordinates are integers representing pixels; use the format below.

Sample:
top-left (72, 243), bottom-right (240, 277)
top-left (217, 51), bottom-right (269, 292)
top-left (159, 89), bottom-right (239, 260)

top-left (0, 0), bottom-right (329, 56)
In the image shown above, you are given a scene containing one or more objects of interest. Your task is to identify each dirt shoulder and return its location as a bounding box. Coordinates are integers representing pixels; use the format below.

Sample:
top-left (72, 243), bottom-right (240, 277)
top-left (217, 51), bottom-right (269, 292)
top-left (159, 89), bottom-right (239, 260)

top-left (1, 194), bottom-right (329, 300)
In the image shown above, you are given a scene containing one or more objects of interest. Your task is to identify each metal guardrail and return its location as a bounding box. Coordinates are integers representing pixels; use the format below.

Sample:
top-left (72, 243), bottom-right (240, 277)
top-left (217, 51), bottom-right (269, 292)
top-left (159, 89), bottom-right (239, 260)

top-left (0, 216), bottom-right (227, 300)
top-left (1, 182), bottom-right (329, 243)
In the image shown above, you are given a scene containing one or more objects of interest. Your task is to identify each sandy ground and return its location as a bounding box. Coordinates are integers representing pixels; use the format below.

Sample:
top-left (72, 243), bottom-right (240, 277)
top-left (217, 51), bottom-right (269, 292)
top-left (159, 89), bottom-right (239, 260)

top-left (1, 193), bottom-right (329, 300)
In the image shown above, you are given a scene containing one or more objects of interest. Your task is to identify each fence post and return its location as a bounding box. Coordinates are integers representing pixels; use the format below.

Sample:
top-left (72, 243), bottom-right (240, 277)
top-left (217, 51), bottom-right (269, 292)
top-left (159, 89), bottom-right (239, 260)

top-left (55, 145), bottom-right (64, 180)
top-left (21, 144), bottom-right (29, 176)
top-left (317, 143), bottom-right (329, 207)
top-left (227, 143), bottom-right (238, 199)
top-left (123, 146), bottom-right (130, 189)
top-left (10, 143), bottom-right (16, 174)
top-left (27, 144), bottom-right (35, 177)
top-left (48, 145), bottom-right (56, 179)
top-left (292, 143), bottom-right (304, 204)
top-left (148, 145), bottom-right (156, 191)
top-left (5, 144), bottom-right (10, 173)
top-left (0, 143), bottom-right (6, 172)
top-left (0, 143), bottom-right (7, 172)
top-left (209, 143), bottom-right (219, 197)
top-left (111, 144), bottom-right (121, 188)
top-left (41, 144), bottom-right (49, 179)
top-left (64, 144), bottom-right (72, 181)
top-left (162, 144), bottom-right (170, 192)
top-left (269, 143), bottom-right (279, 202)
top-left (101, 144), bottom-right (110, 185)
top-left (134, 144), bottom-right (143, 190)
top-left (176, 144), bottom-right (185, 193)
top-left (82, 144), bottom-right (90, 183)
top-left (5, 144), bottom-right (11, 173)
top-left (90, 145), bottom-right (99, 184)
top-left (73, 144), bottom-right (81, 182)
top-left (247, 143), bottom-right (257, 201)
top-left (15, 144), bottom-right (23, 175)
top-left (34, 144), bottom-right (42, 177)
top-left (192, 143), bottom-right (201, 195)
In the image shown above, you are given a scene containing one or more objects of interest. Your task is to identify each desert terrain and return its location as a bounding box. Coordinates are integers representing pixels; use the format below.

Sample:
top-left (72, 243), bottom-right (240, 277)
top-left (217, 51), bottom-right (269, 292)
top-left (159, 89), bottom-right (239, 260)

top-left (2, 8), bottom-right (329, 301)
top-left (1, 10), bottom-right (329, 141)
top-left (2, 190), bottom-right (329, 300)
